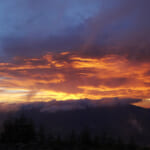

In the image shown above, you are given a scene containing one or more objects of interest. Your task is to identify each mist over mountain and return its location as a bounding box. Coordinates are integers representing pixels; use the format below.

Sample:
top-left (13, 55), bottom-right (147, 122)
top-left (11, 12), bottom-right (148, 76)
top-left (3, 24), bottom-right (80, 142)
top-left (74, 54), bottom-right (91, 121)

top-left (7, 98), bottom-right (141, 112)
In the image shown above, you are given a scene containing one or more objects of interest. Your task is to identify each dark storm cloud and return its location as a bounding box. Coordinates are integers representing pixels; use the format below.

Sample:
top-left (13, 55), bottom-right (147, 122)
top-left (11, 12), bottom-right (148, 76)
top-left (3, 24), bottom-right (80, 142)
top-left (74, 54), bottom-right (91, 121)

top-left (0, 0), bottom-right (150, 61)
top-left (1, 33), bottom-right (83, 57)
top-left (79, 0), bottom-right (150, 61)
top-left (0, 0), bottom-right (100, 57)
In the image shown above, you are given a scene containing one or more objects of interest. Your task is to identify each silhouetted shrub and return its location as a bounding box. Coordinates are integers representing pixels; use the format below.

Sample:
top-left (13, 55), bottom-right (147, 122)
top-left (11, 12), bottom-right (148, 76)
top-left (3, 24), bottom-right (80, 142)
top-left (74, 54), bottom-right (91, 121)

top-left (0, 116), bottom-right (147, 150)
top-left (0, 115), bottom-right (36, 144)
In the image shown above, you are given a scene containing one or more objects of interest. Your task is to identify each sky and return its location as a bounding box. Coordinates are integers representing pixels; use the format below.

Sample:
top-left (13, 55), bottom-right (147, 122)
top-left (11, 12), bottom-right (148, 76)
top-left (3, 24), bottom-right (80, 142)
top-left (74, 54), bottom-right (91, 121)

top-left (0, 0), bottom-right (150, 108)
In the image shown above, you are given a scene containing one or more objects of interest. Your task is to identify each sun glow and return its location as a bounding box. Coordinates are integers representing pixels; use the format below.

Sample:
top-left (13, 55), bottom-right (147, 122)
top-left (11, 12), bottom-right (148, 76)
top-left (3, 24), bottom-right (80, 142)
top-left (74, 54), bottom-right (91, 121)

top-left (0, 52), bottom-right (150, 108)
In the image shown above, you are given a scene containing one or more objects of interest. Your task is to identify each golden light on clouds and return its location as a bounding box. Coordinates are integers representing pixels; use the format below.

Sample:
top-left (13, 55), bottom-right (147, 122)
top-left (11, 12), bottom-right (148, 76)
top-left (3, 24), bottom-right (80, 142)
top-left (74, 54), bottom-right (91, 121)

top-left (0, 52), bottom-right (150, 108)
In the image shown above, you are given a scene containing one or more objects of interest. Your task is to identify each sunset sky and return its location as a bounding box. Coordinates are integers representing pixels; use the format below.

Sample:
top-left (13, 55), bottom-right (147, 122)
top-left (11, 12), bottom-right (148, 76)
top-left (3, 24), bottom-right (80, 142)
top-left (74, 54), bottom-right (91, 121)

top-left (0, 0), bottom-right (150, 108)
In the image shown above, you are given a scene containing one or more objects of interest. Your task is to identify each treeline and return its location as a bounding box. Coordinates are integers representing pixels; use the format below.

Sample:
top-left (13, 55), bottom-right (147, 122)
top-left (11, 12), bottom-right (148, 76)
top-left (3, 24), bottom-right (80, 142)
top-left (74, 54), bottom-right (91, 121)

top-left (0, 115), bottom-right (148, 150)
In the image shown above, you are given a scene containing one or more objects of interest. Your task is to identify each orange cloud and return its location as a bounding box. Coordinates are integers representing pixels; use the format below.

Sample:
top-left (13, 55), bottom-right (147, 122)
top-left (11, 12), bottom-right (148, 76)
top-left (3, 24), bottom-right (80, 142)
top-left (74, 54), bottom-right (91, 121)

top-left (0, 52), bottom-right (150, 108)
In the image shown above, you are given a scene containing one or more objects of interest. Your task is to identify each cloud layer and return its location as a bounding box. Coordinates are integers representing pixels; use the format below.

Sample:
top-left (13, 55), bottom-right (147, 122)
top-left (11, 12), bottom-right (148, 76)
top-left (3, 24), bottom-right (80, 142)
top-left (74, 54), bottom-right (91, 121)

top-left (0, 98), bottom-right (141, 112)
top-left (0, 52), bottom-right (150, 104)
top-left (0, 0), bottom-right (150, 61)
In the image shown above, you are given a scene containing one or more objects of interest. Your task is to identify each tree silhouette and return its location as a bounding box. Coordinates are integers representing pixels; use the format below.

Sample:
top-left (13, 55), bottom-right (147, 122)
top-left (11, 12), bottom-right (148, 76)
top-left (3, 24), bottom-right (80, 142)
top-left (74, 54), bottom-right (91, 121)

top-left (80, 128), bottom-right (92, 146)
top-left (68, 130), bottom-right (77, 146)
top-left (93, 135), bottom-right (100, 147)
top-left (38, 125), bottom-right (45, 144)
top-left (1, 119), bottom-right (14, 143)
top-left (117, 136), bottom-right (124, 150)
top-left (128, 136), bottom-right (136, 150)
top-left (0, 116), bottom-right (147, 150)
top-left (1, 115), bottom-right (36, 144)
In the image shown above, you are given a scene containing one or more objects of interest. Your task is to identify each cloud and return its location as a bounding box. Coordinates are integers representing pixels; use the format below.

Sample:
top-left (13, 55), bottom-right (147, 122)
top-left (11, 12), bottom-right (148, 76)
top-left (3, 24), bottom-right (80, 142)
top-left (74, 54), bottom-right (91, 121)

top-left (0, 102), bottom-right (21, 112)
top-left (0, 52), bottom-right (150, 103)
top-left (4, 98), bottom-right (140, 112)
top-left (0, 0), bottom-right (100, 57)
top-left (0, 0), bottom-right (150, 62)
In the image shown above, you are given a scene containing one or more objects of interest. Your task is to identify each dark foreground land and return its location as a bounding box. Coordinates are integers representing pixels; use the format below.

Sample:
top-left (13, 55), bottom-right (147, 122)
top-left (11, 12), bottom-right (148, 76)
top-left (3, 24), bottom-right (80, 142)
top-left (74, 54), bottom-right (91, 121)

top-left (0, 115), bottom-right (149, 150)
top-left (0, 142), bottom-right (148, 150)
